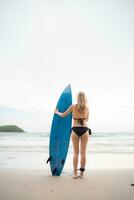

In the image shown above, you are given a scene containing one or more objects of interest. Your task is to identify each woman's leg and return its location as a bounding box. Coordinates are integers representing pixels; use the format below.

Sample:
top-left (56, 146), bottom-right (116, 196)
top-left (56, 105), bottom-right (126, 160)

top-left (79, 131), bottom-right (89, 177)
top-left (71, 131), bottom-right (79, 178)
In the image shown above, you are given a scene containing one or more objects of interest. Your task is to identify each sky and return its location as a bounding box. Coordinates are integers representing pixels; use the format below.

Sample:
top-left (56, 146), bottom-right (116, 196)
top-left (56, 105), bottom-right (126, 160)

top-left (0, 0), bottom-right (134, 132)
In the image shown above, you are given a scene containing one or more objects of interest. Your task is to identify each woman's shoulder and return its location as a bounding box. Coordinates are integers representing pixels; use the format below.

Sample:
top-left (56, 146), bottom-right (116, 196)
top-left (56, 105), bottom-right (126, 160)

top-left (86, 106), bottom-right (89, 113)
top-left (72, 104), bottom-right (88, 109)
top-left (72, 104), bottom-right (77, 108)
top-left (71, 104), bottom-right (77, 111)
top-left (71, 104), bottom-right (76, 107)
top-left (86, 105), bottom-right (89, 109)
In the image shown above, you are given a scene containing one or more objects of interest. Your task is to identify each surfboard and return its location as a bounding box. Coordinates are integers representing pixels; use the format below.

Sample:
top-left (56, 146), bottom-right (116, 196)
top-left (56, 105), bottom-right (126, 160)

top-left (46, 84), bottom-right (72, 176)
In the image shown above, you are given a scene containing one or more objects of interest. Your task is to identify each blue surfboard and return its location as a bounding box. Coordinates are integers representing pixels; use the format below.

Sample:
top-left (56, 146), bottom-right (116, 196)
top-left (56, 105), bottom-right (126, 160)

top-left (47, 84), bottom-right (72, 176)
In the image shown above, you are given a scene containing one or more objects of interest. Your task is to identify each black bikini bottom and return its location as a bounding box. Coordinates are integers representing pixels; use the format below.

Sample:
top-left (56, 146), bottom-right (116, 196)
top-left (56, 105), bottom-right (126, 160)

top-left (71, 127), bottom-right (92, 137)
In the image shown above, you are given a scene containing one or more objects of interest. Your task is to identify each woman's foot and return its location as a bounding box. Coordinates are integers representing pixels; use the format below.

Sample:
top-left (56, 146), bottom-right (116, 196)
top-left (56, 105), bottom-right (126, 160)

top-left (78, 168), bottom-right (85, 178)
top-left (72, 169), bottom-right (78, 179)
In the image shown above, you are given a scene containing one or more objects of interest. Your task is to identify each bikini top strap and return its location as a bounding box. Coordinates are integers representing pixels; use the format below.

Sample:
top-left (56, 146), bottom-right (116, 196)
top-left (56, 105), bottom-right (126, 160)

top-left (73, 118), bottom-right (87, 126)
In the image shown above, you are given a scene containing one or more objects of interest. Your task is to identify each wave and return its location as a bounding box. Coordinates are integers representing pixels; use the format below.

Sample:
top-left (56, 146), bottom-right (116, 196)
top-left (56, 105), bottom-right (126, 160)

top-left (0, 131), bottom-right (134, 154)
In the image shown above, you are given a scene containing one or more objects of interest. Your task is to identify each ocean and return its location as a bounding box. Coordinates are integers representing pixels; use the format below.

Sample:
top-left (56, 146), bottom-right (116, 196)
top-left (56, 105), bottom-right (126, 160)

top-left (0, 131), bottom-right (134, 170)
top-left (0, 131), bottom-right (134, 154)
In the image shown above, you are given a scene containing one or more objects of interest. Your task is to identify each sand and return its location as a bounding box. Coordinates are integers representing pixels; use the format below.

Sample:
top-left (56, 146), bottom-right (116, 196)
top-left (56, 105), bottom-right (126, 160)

top-left (0, 168), bottom-right (134, 200)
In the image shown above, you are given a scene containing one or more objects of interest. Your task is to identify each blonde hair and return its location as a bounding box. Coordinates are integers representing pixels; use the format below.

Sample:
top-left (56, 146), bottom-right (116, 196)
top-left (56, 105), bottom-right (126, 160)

top-left (76, 92), bottom-right (87, 113)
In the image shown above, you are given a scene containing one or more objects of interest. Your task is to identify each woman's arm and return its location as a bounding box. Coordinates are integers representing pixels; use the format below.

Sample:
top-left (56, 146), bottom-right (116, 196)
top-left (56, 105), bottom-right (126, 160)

top-left (54, 105), bottom-right (73, 118)
top-left (86, 107), bottom-right (89, 121)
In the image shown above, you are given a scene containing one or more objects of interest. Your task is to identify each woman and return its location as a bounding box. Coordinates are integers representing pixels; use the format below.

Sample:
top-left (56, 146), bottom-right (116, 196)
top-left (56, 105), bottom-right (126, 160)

top-left (55, 91), bottom-right (90, 179)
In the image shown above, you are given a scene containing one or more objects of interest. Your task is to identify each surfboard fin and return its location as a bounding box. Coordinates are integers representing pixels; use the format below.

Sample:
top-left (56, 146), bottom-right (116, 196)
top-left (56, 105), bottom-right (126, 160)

top-left (46, 156), bottom-right (52, 164)
top-left (52, 167), bottom-right (57, 175)
top-left (61, 159), bottom-right (65, 165)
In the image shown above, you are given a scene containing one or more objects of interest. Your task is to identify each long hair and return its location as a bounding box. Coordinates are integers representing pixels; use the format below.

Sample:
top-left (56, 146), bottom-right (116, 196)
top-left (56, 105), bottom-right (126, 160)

top-left (76, 92), bottom-right (87, 113)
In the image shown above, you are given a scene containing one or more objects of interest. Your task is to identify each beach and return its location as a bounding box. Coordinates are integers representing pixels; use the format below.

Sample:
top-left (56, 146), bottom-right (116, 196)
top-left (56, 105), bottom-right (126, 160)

top-left (0, 168), bottom-right (134, 200)
top-left (0, 132), bottom-right (134, 200)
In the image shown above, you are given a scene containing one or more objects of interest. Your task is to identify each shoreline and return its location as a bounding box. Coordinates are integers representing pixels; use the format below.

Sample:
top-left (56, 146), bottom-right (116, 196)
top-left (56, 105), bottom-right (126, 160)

top-left (1, 152), bottom-right (134, 170)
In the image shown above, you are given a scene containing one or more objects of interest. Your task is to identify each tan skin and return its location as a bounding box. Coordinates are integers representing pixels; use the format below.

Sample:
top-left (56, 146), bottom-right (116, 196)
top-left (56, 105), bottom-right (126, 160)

top-left (55, 104), bottom-right (89, 178)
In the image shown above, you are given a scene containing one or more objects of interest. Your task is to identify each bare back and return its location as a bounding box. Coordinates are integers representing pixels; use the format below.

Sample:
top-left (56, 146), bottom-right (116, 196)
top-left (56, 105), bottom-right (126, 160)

top-left (72, 104), bottom-right (89, 127)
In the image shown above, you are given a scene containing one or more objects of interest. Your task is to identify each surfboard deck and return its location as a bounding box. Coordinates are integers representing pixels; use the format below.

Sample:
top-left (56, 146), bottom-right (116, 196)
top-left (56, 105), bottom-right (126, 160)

top-left (47, 84), bottom-right (72, 176)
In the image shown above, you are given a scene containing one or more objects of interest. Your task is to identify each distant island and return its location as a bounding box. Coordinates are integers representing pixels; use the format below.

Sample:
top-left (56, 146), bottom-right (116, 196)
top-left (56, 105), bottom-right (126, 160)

top-left (0, 125), bottom-right (24, 132)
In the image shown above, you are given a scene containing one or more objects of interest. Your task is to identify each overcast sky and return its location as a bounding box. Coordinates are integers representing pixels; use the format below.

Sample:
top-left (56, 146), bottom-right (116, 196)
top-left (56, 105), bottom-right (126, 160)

top-left (0, 0), bottom-right (134, 132)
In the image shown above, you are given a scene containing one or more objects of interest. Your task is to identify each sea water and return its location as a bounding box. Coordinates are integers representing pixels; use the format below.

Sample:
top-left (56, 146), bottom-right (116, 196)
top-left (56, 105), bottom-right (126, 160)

top-left (0, 132), bottom-right (134, 170)
top-left (0, 131), bottom-right (134, 154)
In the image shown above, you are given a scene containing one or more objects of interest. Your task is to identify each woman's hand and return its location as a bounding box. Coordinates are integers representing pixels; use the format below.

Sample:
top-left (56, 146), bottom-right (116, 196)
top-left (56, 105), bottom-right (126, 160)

top-left (54, 108), bottom-right (62, 117)
top-left (54, 108), bottom-right (58, 114)
top-left (54, 105), bottom-right (72, 118)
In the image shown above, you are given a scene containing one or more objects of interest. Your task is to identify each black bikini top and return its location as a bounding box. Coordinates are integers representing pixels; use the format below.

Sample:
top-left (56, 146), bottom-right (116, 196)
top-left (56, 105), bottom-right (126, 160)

top-left (73, 118), bottom-right (87, 126)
